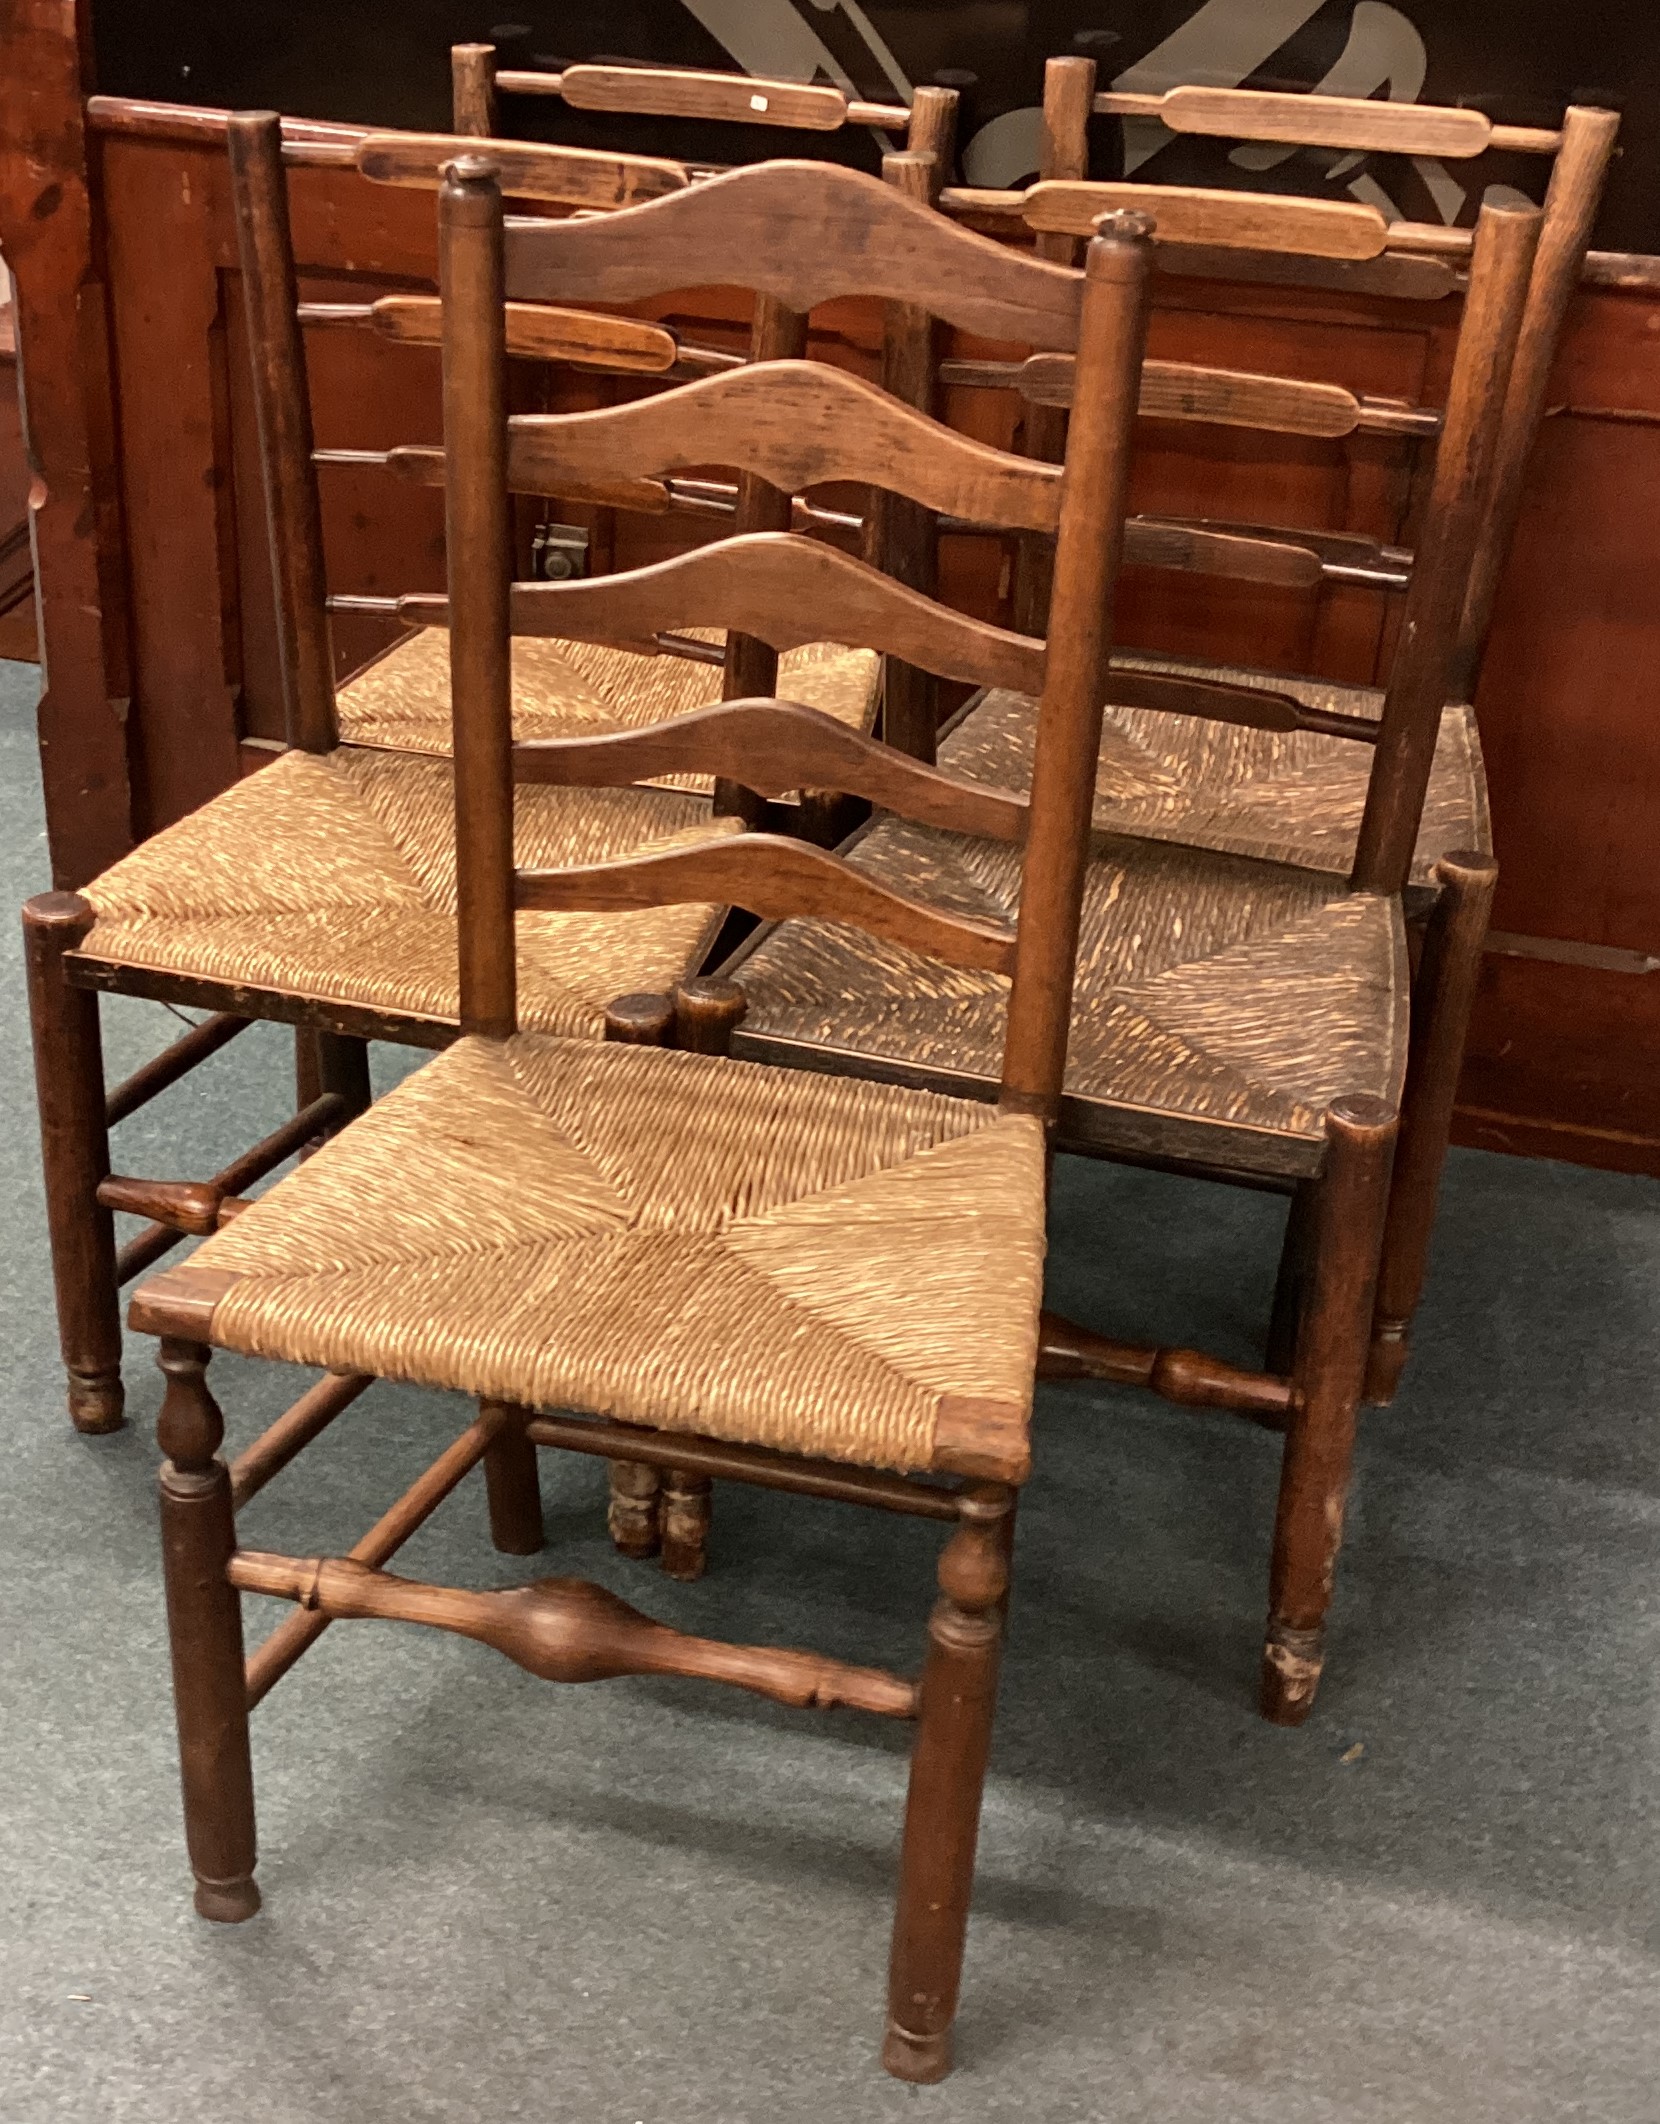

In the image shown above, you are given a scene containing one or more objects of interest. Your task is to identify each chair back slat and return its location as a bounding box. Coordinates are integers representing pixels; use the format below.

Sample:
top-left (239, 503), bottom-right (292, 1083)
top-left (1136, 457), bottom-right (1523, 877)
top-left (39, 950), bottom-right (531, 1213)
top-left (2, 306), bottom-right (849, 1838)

top-left (405, 532), bottom-right (1046, 695)
top-left (1103, 83), bottom-right (1560, 159)
top-left (1353, 200), bottom-right (1541, 893)
top-left (944, 353), bottom-right (1373, 439)
top-left (325, 293), bottom-right (681, 371)
top-left (357, 131), bottom-right (689, 206)
top-left (555, 65), bottom-right (856, 132)
top-left (227, 111), bottom-right (337, 754)
top-left (1026, 180), bottom-right (1387, 260)
top-left (513, 698), bottom-right (1029, 845)
top-left (503, 161), bottom-right (1084, 351)
top-left (506, 363), bottom-right (1063, 536)
top-left (515, 833), bottom-right (1017, 977)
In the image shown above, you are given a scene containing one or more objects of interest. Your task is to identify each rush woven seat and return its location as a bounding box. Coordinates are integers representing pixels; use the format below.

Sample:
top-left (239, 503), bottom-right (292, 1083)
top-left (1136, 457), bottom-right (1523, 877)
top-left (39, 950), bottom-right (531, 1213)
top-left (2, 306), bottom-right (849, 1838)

top-left (735, 820), bottom-right (1406, 1176)
top-left (944, 660), bottom-right (1486, 888)
top-left (337, 627), bottom-right (881, 793)
top-left (147, 1032), bottom-right (1046, 1478)
top-left (79, 746), bottom-right (736, 1037)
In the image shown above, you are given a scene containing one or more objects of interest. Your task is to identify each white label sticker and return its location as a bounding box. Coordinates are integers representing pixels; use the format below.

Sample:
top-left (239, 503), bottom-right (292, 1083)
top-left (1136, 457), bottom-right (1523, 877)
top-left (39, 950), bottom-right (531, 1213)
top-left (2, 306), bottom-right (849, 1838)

top-left (750, 93), bottom-right (769, 112)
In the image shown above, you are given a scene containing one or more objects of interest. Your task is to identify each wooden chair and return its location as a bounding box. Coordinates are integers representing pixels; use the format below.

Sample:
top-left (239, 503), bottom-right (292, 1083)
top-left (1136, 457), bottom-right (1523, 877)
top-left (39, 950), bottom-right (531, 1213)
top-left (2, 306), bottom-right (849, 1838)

top-left (922, 61), bottom-right (1615, 1408)
top-left (732, 190), bottom-right (1545, 1722)
top-left (23, 114), bottom-right (857, 1436)
top-left (125, 159), bottom-right (1154, 2082)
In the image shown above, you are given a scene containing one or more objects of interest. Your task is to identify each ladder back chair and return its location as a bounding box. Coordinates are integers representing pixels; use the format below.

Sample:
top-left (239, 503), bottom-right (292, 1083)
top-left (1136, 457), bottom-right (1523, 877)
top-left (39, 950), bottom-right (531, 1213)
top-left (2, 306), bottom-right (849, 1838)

top-left (923, 60), bottom-right (1607, 1409)
top-left (734, 189), bottom-right (1546, 1720)
top-left (22, 113), bottom-right (801, 1437)
top-left (125, 159), bottom-right (1155, 2084)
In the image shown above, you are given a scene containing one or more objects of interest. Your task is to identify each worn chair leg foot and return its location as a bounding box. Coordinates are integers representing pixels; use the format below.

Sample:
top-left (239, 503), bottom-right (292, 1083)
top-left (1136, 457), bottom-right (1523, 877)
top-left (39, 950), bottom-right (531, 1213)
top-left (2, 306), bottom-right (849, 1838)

top-left (660, 1469), bottom-right (712, 1582)
top-left (482, 1403), bottom-right (544, 1556)
top-left (1364, 851), bottom-right (1498, 1406)
top-left (23, 893), bottom-right (124, 1433)
top-left (1263, 1097), bottom-right (1396, 1727)
top-left (156, 1340), bottom-right (259, 1921)
top-left (885, 1487), bottom-right (1013, 2083)
top-left (607, 1460), bottom-right (661, 1559)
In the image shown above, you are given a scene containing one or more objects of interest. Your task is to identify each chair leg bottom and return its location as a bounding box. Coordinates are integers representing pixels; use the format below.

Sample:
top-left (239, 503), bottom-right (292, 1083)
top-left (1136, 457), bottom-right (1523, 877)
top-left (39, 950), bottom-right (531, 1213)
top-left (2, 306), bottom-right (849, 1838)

top-left (1260, 1620), bottom-right (1325, 1727)
top-left (607, 1460), bottom-right (661, 1559)
top-left (881, 2024), bottom-right (952, 2084)
top-left (1362, 1322), bottom-right (1410, 1406)
top-left (68, 1364), bottom-right (126, 1434)
top-left (661, 1470), bottom-right (712, 1582)
top-left (194, 1875), bottom-right (263, 1923)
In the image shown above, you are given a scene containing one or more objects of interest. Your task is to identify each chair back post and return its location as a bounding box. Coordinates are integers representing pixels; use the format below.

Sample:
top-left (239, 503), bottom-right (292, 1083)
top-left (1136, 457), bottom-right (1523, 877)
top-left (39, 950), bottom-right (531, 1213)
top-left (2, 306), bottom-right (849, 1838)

top-left (226, 110), bottom-right (338, 754)
top-left (866, 146), bottom-right (945, 762)
top-left (452, 43), bottom-right (499, 140)
top-left (440, 159), bottom-right (518, 1037)
top-left (1351, 199), bottom-right (1541, 896)
top-left (1452, 103), bottom-right (1621, 694)
top-left (1012, 54), bottom-right (1096, 637)
top-left (903, 85), bottom-right (959, 192)
top-left (1000, 214), bottom-right (1153, 1118)
top-left (714, 293), bottom-right (810, 820)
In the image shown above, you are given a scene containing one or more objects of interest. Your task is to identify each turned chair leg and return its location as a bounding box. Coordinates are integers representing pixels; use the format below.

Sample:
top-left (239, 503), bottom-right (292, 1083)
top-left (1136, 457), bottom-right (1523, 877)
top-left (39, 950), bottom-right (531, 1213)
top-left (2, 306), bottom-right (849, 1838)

top-left (600, 993), bottom-right (679, 1559)
top-left (1265, 1179), bottom-right (1318, 1376)
top-left (156, 1338), bottom-right (260, 1922)
top-left (482, 1401), bottom-right (544, 1556)
top-left (884, 1486), bottom-right (1014, 2084)
top-left (1365, 851), bottom-right (1498, 1404)
top-left (23, 892), bottom-right (124, 1433)
top-left (1262, 1097), bottom-right (1397, 1727)
top-left (660, 1470), bottom-right (713, 1582)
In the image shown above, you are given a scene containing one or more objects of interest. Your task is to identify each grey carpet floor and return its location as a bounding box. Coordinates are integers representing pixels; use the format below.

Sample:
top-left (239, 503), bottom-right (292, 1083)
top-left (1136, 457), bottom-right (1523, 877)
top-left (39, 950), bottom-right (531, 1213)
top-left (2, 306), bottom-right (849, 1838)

top-left (0, 660), bottom-right (1656, 2123)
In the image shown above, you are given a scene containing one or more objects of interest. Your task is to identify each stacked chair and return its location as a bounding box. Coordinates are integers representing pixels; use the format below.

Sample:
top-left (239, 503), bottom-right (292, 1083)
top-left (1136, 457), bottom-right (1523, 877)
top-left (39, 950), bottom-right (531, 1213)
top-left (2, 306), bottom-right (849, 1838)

top-left (125, 151), bottom-right (1154, 2084)
top-left (26, 47), bottom-right (1619, 2083)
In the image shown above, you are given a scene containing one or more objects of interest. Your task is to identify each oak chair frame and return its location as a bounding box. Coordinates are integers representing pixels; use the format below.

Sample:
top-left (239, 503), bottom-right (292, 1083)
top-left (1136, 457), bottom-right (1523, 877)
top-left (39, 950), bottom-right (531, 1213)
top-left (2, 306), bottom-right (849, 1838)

top-left (722, 181), bottom-right (1543, 1716)
top-left (21, 114), bottom-right (762, 1438)
top-left (127, 160), bottom-right (1156, 2082)
top-left (935, 55), bottom-right (1614, 1405)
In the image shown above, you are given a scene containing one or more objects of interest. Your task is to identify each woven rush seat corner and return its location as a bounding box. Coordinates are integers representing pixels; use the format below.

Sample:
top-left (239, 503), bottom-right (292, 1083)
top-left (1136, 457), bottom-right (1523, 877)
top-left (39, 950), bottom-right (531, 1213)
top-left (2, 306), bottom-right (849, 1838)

top-left (76, 746), bottom-right (737, 1038)
top-left (942, 651), bottom-right (1487, 888)
top-left (734, 821), bottom-right (1408, 1178)
top-left (336, 627), bottom-right (883, 792)
top-left (131, 1035), bottom-right (1047, 1480)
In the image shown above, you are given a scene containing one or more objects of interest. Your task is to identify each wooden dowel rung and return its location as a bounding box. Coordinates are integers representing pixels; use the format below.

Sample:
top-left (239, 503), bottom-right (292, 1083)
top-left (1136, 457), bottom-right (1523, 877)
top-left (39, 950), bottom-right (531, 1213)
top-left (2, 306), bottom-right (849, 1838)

top-left (241, 1404), bottom-right (507, 1707)
top-left (105, 1012), bottom-right (250, 1126)
top-left (524, 1412), bottom-right (963, 1520)
top-left (294, 302), bottom-right (376, 324)
top-left (115, 1094), bottom-right (348, 1287)
top-left (846, 101), bottom-right (912, 130)
top-left (325, 594), bottom-right (401, 613)
top-left (229, 1371), bottom-right (374, 1510)
top-left (1037, 1311), bottom-right (1293, 1427)
top-left (314, 451), bottom-right (393, 467)
top-left (494, 68), bottom-right (565, 97)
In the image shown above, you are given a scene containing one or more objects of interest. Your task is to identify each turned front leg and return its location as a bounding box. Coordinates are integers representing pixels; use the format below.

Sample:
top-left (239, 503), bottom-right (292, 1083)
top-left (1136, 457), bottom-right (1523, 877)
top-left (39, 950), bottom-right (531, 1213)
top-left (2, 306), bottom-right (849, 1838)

top-left (156, 1338), bottom-right (260, 1921)
top-left (885, 1486), bottom-right (1014, 2084)
top-left (1365, 851), bottom-right (1498, 1403)
top-left (23, 893), bottom-right (124, 1433)
top-left (1263, 1097), bottom-right (1396, 1726)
